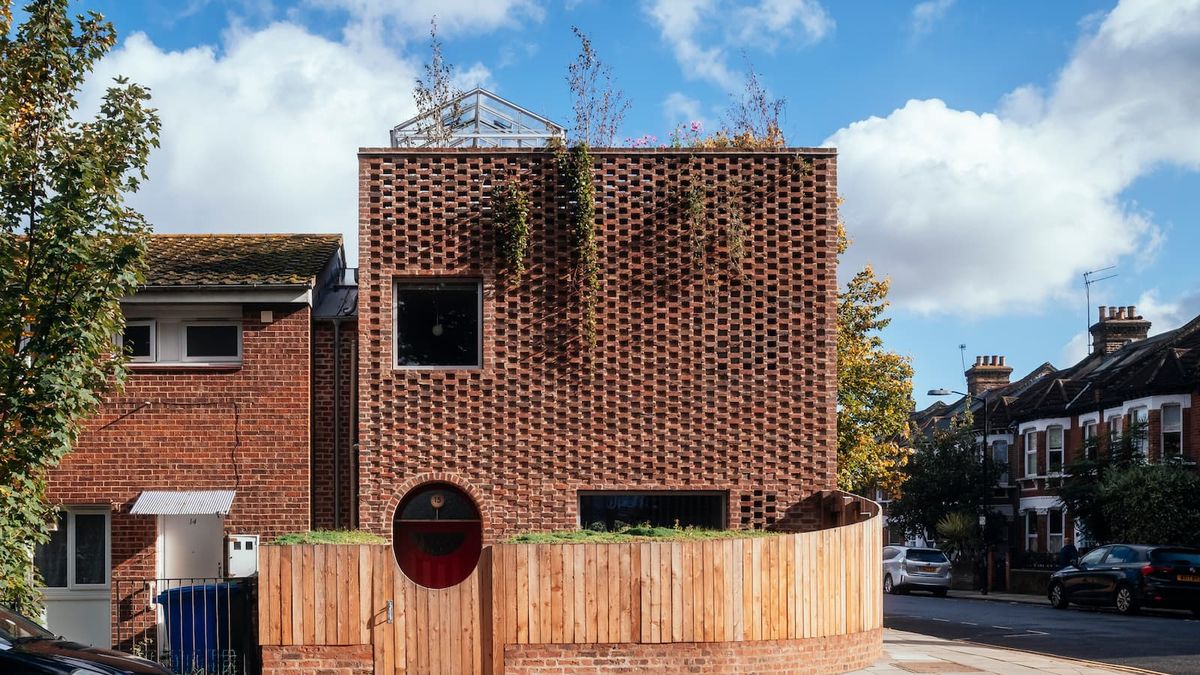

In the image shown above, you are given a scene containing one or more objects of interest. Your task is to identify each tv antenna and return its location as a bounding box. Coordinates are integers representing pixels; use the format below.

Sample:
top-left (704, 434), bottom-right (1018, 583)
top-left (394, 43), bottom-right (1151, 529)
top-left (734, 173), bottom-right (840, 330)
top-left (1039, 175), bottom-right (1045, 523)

top-left (1083, 266), bottom-right (1118, 351)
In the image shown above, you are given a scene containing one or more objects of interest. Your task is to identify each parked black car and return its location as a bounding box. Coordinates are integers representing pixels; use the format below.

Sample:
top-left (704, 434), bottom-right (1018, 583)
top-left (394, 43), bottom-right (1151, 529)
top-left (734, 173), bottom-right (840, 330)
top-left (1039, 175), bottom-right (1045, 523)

top-left (1047, 544), bottom-right (1200, 615)
top-left (0, 604), bottom-right (171, 674)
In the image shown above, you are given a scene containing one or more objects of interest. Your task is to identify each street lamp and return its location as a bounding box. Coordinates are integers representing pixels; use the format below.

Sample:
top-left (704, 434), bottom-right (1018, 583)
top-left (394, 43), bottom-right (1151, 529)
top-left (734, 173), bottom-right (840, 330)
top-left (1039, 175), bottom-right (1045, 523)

top-left (928, 387), bottom-right (992, 594)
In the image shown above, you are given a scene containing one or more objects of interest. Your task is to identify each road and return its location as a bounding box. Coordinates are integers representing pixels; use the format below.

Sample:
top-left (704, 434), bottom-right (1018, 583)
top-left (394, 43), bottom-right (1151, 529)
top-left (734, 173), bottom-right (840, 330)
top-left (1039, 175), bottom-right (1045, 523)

top-left (885, 593), bottom-right (1200, 674)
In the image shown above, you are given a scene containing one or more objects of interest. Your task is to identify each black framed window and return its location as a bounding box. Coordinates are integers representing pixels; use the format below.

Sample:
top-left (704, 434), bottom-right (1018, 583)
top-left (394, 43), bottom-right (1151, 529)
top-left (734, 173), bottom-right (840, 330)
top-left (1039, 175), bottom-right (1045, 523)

top-left (578, 491), bottom-right (727, 530)
top-left (394, 281), bottom-right (481, 367)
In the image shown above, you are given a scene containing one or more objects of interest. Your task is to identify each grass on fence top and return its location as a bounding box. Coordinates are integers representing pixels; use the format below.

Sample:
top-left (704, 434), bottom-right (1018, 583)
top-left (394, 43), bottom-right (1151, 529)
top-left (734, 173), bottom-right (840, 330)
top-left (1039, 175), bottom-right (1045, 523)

top-left (270, 530), bottom-right (387, 545)
top-left (505, 525), bottom-right (782, 544)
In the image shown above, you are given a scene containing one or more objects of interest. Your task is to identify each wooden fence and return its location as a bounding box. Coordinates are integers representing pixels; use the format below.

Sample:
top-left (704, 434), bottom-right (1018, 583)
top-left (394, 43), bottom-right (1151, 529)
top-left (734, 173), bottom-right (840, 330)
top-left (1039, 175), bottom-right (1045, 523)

top-left (259, 494), bottom-right (881, 674)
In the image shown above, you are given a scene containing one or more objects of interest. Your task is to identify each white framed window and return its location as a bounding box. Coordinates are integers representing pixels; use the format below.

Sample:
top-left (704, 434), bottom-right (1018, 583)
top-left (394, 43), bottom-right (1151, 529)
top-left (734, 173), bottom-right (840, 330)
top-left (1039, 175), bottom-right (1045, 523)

top-left (1047, 426), bottom-right (1064, 474)
top-left (1025, 511), bottom-right (1038, 551)
top-left (183, 322), bottom-right (242, 363)
top-left (992, 440), bottom-right (1010, 485)
top-left (1130, 407), bottom-right (1149, 455)
top-left (1083, 421), bottom-right (1099, 460)
top-left (1161, 404), bottom-right (1183, 459)
top-left (120, 320), bottom-right (156, 362)
top-left (1047, 509), bottom-right (1064, 554)
top-left (1024, 430), bottom-right (1038, 477)
top-left (33, 508), bottom-right (110, 590)
top-left (1107, 415), bottom-right (1122, 445)
top-left (394, 280), bottom-right (483, 369)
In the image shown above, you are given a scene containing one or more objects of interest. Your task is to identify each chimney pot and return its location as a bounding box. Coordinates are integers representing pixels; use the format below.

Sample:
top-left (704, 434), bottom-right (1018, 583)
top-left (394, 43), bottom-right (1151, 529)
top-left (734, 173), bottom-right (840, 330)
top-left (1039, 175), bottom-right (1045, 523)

top-left (1127, 305), bottom-right (1136, 318)
top-left (975, 356), bottom-right (982, 366)
top-left (1099, 305), bottom-right (1107, 321)
top-left (1110, 307), bottom-right (1119, 319)
top-left (1000, 356), bottom-right (1006, 366)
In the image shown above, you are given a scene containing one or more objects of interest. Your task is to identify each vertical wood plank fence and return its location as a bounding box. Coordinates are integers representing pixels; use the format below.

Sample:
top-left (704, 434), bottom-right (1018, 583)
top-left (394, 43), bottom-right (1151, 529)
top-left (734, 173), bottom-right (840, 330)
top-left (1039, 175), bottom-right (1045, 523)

top-left (258, 493), bottom-right (881, 674)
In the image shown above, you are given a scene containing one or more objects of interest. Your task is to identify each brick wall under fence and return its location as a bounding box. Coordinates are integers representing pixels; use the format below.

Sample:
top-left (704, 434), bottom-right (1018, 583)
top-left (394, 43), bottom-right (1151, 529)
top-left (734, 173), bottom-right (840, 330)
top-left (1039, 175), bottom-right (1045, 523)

top-left (257, 492), bottom-right (882, 675)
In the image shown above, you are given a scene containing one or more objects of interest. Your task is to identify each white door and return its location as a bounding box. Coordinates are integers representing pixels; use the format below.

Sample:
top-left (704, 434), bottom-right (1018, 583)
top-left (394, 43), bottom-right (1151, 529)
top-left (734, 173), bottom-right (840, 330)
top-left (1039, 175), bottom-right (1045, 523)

top-left (36, 509), bottom-right (112, 647)
top-left (159, 514), bottom-right (224, 580)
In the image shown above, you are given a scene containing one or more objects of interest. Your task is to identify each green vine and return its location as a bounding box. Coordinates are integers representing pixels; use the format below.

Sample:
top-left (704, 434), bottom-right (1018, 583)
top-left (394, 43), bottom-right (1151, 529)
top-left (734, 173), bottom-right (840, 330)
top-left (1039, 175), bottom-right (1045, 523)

top-left (722, 179), bottom-right (747, 276)
top-left (492, 178), bottom-right (531, 283)
top-left (684, 180), bottom-right (708, 269)
top-left (560, 142), bottom-right (599, 352)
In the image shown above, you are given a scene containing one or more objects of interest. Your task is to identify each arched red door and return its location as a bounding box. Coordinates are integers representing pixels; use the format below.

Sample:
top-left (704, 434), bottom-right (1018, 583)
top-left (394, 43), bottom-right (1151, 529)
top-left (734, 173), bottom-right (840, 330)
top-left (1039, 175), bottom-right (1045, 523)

top-left (392, 483), bottom-right (482, 589)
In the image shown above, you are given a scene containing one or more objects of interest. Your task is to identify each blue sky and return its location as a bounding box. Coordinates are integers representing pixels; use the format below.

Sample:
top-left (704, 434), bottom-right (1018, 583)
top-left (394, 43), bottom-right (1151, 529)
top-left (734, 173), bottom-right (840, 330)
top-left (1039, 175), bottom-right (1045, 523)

top-left (74, 0), bottom-right (1200, 408)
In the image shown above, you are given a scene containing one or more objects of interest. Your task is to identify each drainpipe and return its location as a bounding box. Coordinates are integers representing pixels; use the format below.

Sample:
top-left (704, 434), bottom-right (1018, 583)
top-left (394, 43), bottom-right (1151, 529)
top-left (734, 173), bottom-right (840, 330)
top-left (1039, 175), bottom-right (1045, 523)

top-left (333, 318), bottom-right (342, 530)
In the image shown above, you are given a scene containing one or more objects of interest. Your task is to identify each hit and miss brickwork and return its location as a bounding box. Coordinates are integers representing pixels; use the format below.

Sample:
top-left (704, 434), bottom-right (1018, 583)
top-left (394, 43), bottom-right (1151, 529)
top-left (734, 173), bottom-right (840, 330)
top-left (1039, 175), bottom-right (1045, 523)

top-left (502, 630), bottom-right (883, 675)
top-left (313, 319), bottom-right (358, 530)
top-left (50, 304), bottom-right (314, 646)
top-left (356, 148), bottom-right (839, 540)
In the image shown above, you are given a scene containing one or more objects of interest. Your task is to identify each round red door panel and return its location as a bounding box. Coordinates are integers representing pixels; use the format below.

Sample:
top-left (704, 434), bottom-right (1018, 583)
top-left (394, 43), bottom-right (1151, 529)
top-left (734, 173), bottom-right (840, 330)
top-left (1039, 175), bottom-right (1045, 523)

top-left (392, 484), bottom-right (482, 589)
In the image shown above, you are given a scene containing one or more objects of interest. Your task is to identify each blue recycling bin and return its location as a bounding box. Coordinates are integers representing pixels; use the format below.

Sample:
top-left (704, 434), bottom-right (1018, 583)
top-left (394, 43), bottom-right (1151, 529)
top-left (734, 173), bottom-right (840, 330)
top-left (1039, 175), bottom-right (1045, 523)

top-left (156, 582), bottom-right (247, 674)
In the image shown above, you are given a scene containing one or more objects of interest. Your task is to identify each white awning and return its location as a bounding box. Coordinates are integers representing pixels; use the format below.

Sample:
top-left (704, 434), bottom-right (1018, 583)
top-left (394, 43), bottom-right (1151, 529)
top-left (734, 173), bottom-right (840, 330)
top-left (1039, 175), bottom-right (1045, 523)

top-left (130, 490), bottom-right (235, 516)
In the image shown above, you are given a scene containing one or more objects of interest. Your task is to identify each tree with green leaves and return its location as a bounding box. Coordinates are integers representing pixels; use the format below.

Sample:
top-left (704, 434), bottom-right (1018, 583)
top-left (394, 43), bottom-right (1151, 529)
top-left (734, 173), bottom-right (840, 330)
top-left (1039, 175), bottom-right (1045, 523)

top-left (887, 422), bottom-right (997, 543)
top-left (836, 226), bottom-right (915, 496)
top-left (0, 0), bottom-right (159, 614)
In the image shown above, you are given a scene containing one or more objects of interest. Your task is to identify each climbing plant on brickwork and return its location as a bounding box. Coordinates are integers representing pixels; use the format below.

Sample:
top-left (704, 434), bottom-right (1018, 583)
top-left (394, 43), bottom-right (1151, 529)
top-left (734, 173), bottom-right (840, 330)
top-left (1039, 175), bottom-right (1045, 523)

top-left (492, 178), bottom-right (531, 284)
top-left (0, 0), bottom-right (159, 615)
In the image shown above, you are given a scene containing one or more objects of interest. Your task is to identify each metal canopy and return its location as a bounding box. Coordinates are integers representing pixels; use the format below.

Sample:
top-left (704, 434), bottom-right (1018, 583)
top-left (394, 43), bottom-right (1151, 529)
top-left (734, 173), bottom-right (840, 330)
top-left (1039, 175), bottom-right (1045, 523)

top-left (390, 88), bottom-right (565, 148)
top-left (130, 490), bottom-right (236, 516)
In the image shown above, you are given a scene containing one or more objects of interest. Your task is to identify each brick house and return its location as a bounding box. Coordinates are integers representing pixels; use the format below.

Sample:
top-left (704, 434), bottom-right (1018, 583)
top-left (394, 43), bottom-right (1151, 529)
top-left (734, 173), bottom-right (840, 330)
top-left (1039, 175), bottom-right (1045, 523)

top-left (910, 305), bottom-right (1200, 570)
top-left (38, 233), bottom-right (354, 648)
top-left (354, 143), bottom-right (841, 587)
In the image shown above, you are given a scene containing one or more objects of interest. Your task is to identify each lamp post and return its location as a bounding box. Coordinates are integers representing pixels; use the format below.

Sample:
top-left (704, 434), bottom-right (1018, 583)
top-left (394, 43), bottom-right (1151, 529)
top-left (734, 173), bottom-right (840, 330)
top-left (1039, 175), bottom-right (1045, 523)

top-left (928, 387), bottom-right (992, 594)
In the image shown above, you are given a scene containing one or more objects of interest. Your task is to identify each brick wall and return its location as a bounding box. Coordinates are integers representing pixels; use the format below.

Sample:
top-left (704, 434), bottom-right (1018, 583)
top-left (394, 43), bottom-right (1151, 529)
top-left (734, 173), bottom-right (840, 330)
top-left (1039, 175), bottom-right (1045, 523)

top-left (357, 148), bottom-right (839, 540)
top-left (313, 319), bottom-right (358, 529)
top-left (262, 645), bottom-right (372, 675)
top-left (49, 304), bottom-right (314, 645)
top-left (503, 630), bottom-right (882, 675)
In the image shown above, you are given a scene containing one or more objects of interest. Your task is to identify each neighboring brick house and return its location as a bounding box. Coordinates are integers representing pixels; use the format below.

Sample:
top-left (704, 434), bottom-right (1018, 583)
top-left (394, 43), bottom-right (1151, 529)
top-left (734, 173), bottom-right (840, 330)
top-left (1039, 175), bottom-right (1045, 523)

top-left (354, 144), bottom-right (841, 584)
top-left (910, 305), bottom-right (1200, 567)
top-left (37, 234), bottom-right (354, 648)
top-left (1008, 306), bottom-right (1200, 556)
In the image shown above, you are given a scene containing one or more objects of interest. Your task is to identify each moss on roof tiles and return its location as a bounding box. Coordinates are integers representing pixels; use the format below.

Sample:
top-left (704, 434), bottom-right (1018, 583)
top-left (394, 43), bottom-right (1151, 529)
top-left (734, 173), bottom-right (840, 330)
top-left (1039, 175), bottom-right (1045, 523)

top-left (144, 234), bottom-right (341, 287)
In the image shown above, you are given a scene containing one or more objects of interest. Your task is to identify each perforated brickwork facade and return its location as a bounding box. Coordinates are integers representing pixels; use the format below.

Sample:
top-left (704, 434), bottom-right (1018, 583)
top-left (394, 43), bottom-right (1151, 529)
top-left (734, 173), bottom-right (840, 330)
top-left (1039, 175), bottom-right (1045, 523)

top-left (357, 148), bottom-right (838, 539)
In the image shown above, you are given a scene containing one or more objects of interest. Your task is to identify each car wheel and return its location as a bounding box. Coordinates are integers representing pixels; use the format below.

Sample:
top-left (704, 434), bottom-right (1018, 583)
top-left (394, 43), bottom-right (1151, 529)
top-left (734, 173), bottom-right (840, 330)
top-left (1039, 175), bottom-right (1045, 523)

top-left (1049, 582), bottom-right (1069, 609)
top-left (1114, 585), bottom-right (1139, 615)
top-left (884, 574), bottom-right (896, 595)
top-left (933, 588), bottom-right (948, 598)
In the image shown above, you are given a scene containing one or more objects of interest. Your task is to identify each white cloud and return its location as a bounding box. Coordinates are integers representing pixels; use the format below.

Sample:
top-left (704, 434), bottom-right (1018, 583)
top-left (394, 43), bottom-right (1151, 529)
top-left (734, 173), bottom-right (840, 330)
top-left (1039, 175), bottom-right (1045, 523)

top-left (910, 0), bottom-right (955, 36)
top-left (662, 91), bottom-right (707, 127)
top-left (81, 23), bottom-right (421, 262)
top-left (643, 0), bottom-right (832, 89)
top-left (828, 0), bottom-right (1200, 316)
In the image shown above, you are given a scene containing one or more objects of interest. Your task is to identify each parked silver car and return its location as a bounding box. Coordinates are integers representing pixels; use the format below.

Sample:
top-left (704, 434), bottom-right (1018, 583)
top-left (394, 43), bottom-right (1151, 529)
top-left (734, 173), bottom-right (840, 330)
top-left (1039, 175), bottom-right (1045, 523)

top-left (883, 546), bottom-right (952, 596)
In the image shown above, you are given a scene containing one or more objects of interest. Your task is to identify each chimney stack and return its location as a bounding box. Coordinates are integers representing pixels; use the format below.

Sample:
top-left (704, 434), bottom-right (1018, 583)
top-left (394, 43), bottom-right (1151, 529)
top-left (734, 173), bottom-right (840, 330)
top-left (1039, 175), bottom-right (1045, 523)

top-left (965, 354), bottom-right (1013, 396)
top-left (1089, 304), bottom-right (1150, 355)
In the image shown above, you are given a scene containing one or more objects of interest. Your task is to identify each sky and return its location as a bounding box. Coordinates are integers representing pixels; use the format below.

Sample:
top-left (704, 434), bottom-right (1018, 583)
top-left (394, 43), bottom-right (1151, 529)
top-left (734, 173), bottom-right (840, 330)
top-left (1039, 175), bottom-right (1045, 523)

top-left (70, 0), bottom-right (1200, 409)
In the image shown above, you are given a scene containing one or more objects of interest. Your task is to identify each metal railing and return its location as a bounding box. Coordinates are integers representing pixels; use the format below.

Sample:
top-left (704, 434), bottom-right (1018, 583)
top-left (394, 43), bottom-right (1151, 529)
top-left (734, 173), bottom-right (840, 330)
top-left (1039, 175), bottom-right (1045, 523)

top-left (114, 576), bottom-right (259, 675)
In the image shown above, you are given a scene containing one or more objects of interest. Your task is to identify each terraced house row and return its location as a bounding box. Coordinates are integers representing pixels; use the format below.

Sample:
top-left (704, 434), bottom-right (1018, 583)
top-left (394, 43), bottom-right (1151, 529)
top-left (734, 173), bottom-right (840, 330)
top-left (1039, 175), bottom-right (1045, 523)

top-left (911, 304), bottom-right (1200, 569)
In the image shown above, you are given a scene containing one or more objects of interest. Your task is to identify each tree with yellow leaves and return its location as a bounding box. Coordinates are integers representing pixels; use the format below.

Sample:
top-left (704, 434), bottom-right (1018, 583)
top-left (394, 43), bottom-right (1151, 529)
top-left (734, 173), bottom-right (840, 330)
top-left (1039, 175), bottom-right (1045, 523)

top-left (836, 226), bottom-right (915, 496)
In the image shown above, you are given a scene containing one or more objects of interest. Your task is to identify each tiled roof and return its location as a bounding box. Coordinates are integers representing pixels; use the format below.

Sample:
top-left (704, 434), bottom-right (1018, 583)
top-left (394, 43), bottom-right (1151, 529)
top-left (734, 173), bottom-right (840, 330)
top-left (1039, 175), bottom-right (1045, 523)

top-left (144, 234), bottom-right (342, 287)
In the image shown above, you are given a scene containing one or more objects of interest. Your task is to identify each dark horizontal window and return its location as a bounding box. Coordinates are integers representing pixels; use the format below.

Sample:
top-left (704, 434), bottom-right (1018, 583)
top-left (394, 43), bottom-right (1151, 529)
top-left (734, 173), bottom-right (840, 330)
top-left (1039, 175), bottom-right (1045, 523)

top-left (579, 492), bottom-right (726, 531)
top-left (185, 324), bottom-right (240, 360)
top-left (395, 281), bottom-right (481, 367)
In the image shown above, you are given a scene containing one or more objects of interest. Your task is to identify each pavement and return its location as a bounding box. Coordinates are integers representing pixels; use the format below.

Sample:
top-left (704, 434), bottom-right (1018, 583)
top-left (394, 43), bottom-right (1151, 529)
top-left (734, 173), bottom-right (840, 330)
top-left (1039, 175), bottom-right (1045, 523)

top-left (851, 628), bottom-right (1149, 674)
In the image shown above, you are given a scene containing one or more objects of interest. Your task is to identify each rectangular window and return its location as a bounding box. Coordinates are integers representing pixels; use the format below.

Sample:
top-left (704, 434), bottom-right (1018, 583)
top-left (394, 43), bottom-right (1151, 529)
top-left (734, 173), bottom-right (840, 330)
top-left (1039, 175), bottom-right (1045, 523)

top-left (578, 491), bottom-right (726, 531)
top-left (1048, 509), bottom-right (1064, 554)
top-left (1083, 421), bottom-right (1099, 460)
top-left (184, 323), bottom-right (241, 361)
top-left (121, 320), bottom-right (155, 361)
top-left (1024, 430), bottom-right (1038, 477)
top-left (394, 281), bottom-right (482, 368)
top-left (1107, 415), bottom-right (1122, 449)
top-left (1162, 404), bottom-right (1183, 459)
top-left (992, 440), bottom-right (1009, 485)
top-left (1131, 407), bottom-right (1149, 455)
top-left (1025, 511), bottom-right (1038, 551)
top-left (1047, 426), bottom-right (1064, 474)
top-left (33, 509), bottom-right (109, 590)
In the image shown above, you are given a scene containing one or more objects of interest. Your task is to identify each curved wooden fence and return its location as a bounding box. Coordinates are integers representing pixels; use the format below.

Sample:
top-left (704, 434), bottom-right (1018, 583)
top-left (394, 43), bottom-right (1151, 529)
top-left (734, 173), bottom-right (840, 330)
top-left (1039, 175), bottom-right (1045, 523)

top-left (259, 492), bottom-right (882, 674)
